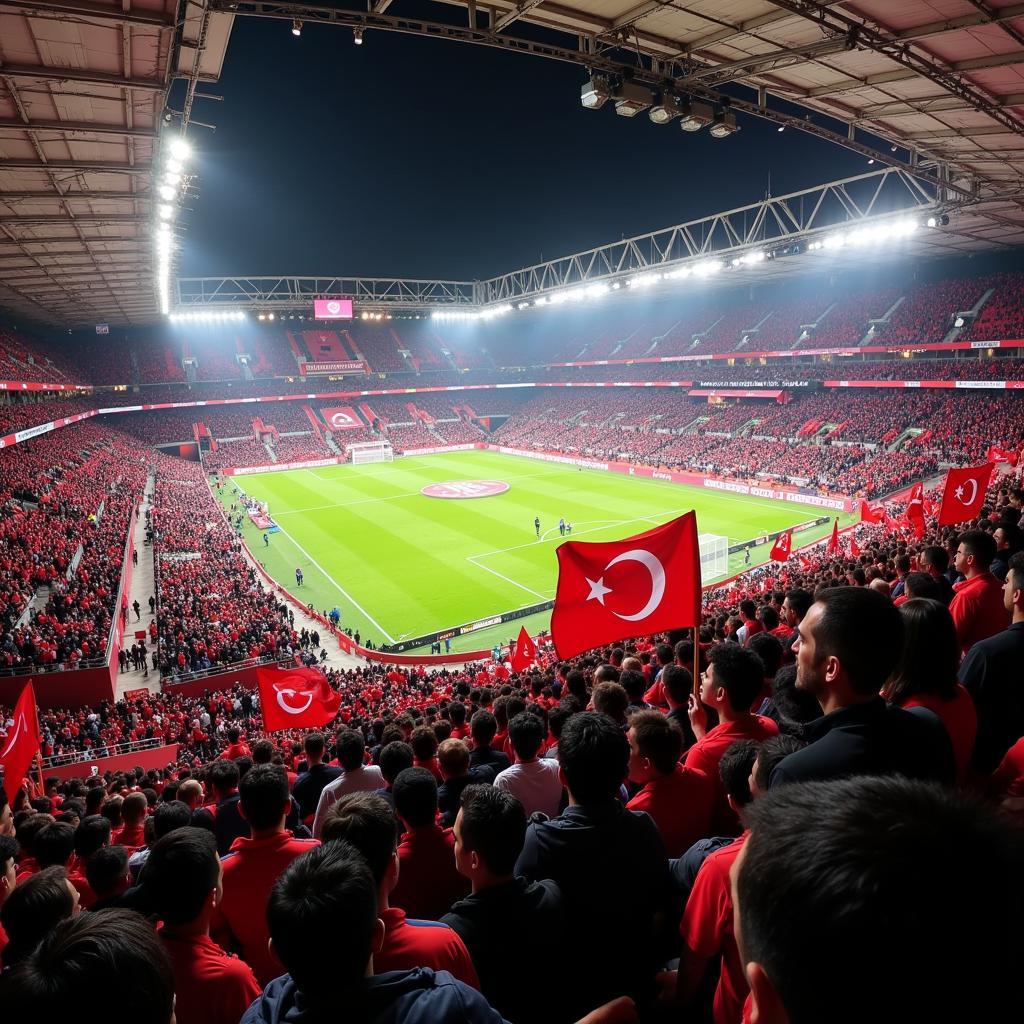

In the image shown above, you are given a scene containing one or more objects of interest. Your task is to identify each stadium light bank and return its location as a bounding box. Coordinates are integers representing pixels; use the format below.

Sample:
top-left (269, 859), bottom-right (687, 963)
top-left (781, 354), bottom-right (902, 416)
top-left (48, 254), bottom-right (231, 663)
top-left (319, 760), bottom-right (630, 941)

top-left (155, 134), bottom-right (191, 317)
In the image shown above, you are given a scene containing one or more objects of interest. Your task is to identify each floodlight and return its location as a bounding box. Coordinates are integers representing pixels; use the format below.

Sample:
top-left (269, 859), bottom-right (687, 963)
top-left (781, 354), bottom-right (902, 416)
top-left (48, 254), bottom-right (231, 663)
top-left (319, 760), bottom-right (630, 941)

top-left (163, 171), bottom-right (181, 187)
top-left (954, 316), bottom-right (965, 328)
top-left (158, 203), bottom-right (174, 220)
top-left (166, 159), bottom-right (183, 176)
top-left (168, 137), bottom-right (190, 160)
top-left (292, 19), bottom-right (302, 35)
top-left (159, 184), bottom-right (176, 201)
top-left (354, 27), bottom-right (364, 44)
top-left (709, 111), bottom-right (739, 138)
top-left (268, 313), bottom-right (275, 320)
top-left (678, 100), bottom-right (714, 132)
top-left (613, 81), bottom-right (653, 117)
top-left (581, 75), bottom-right (611, 110)
top-left (649, 93), bottom-right (682, 124)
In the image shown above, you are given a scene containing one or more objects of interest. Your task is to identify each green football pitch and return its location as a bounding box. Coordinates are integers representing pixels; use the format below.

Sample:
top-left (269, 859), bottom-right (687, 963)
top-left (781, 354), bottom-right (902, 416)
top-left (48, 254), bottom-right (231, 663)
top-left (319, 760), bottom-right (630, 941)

top-left (217, 450), bottom-right (854, 655)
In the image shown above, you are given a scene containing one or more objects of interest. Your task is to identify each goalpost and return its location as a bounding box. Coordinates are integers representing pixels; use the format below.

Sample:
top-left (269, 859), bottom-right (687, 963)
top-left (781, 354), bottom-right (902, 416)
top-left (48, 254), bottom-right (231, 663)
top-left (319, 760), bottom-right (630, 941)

top-left (699, 533), bottom-right (729, 580)
top-left (349, 439), bottom-right (394, 465)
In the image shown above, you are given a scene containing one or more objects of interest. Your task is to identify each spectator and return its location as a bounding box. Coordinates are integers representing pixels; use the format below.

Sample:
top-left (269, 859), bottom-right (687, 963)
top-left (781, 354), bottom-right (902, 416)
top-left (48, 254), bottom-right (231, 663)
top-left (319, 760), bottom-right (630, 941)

top-left (493, 712), bottom-right (564, 818)
top-left (734, 777), bottom-right (1023, 1024)
top-left (661, 663), bottom-right (697, 749)
top-left (919, 545), bottom-right (954, 605)
top-left (113, 791), bottom-right (147, 851)
top-left (291, 733), bottom-right (342, 822)
top-left (991, 521), bottom-right (1022, 581)
top-left (625, 710), bottom-right (715, 858)
top-left (436, 738), bottom-right (482, 827)
top-left (84, 846), bottom-right (131, 911)
top-left (319, 792), bottom-right (477, 985)
top-left (222, 727), bottom-right (252, 761)
top-left (312, 728), bottom-right (384, 838)
top-left (949, 529), bottom-right (1008, 655)
top-left (390, 767), bottom-right (469, 920)
top-left (0, 866), bottom-right (79, 969)
top-left (194, 759), bottom-right (248, 857)
top-left (128, 799), bottom-right (192, 881)
top-left (772, 588), bottom-right (955, 786)
top-left (376, 740), bottom-right (415, 807)
top-left (516, 712), bottom-right (669, 1013)
top-left (410, 726), bottom-right (443, 782)
top-left (0, 833), bottom-right (17, 955)
top-left (960, 550), bottom-right (1024, 774)
top-left (213, 764), bottom-right (319, 984)
top-left (468, 710), bottom-right (510, 779)
top-left (444, 785), bottom-right (569, 1024)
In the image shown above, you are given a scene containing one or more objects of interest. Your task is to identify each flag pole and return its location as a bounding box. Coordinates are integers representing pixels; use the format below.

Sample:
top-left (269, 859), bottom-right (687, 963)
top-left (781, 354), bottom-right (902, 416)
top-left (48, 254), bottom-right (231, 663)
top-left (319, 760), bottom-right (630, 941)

top-left (692, 616), bottom-right (702, 701)
top-left (35, 752), bottom-right (44, 793)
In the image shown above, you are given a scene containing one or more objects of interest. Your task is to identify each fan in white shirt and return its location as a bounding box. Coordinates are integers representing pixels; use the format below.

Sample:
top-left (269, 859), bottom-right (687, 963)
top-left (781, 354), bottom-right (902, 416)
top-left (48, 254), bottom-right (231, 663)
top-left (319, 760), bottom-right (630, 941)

top-left (493, 712), bottom-right (564, 818)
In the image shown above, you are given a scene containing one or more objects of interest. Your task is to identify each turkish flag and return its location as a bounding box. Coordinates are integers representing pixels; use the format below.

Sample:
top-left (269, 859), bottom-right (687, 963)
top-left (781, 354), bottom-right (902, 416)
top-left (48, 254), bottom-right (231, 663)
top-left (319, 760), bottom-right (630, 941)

top-left (551, 512), bottom-right (701, 660)
top-left (938, 463), bottom-right (995, 526)
top-left (510, 626), bottom-right (538, 673)
top-left (0, 680), bottom-right (41, 796)
top-left (826, 519), bottom-right (839, 555)
top-left (256, 665), bottom-right (341, 732)
top-left (859, 500), bottom-right (884, 524)
top-left (987, 444), bottom-right (1020, 467)
top-left (850, 535), bottom-right (861, 557)
top-left (797, 553), bottom-right (813, 570)
top-left (904, 483), bottom-right (926, 539)
top-left (769, 530), bottom-right (793, 561)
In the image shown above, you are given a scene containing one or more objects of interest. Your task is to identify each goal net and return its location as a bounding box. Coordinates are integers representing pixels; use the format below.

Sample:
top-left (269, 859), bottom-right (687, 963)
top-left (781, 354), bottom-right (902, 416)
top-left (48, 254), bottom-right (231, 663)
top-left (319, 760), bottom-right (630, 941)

top-left (349, 439), bottom-right (394, 465)
top-left (699, 533), bottom-right (729, 581)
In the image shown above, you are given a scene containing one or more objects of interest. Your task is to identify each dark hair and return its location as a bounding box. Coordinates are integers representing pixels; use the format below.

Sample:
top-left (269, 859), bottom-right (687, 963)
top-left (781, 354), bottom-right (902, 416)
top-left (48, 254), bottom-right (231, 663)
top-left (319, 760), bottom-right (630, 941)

top-left (392, 767), bottom-right (438, 828)
top-left (559, 712), bottom-right (628, 804)
top-left (0, 834), bottom-right (17, 870)
top-left (958, 529), bottom-right (997, 568)
top-left (920, 545), bottom-right (948, 573)
top-left (661, 663), bottom-right (693, 705)
top-left (141, 827), bottom-right (218, 926)
top-left (266, 842), bottom-right (378, 1001)
top-left (226, 727), bottom-right (241, 744)
top-left (884, 598), bottom-right (959, 704)
top-left (619, 669), bottom-right (646, 703)
top-left (319, 793), bottom-right (398, 885)
top-left (508, 711), bottom-right (545, 761)
top-left (238, 764), bottom-right (290, 831)
top-left (655, 643), bottom-right (674, 665)
top-left (0, 866), bottom-right (74, 967)
top-left (758, 605), bottom-right (780, 631)
top-left (708, 644), bottom-right (765, 712)
top-left (334, 728), bottom-right (365, 771)
top-left (783, 589), bottom-right (813, 620)
top-left (121, 792), bottom-right (147, 824)
top-left (85, 845), bottom-right (129, 897)
top-left (73, 815), bottom-right (112, 859)
top-left (34, 822), bottom-right (75, 868)
top-left (628, 709), bottom-right (683, 775)
top-left (770, 666), bottom-right (823, 730)
top-left (458, 785), bottom-right (526, 876)
top-left (304, 732), bottom-right (326, 758)
top-left (810, 587), bottom-right (905, 696)
top-left (591, 681), bottom-right (629, 722)
top-left (448, 702), bottom-right (467, 726)
top-left (547, 700), bottom-right (576, 741)
top-left (16, 813), bottom-right (55, 855)
top-left (902, 571), bottom-right (940, 601)
top-left (207, 759), bottom-right (239, 794)
top-left (470, 710), bottom-right (497, 747)
top-left (152, 800), bottom-right (193, 840)
top-left (737, 778), bottom-right (1024, 1024)
top-left (1008, 550), bottom-right (1024, 593)
top-left (252, 739), bottom-right (275, 764)
top-left (753, 735), bottom-right (806, 792)
top-left (409, 726), bottom-right (438, 762)
top-left (719, 739), bottom-right (758, 806)
top-left (377, 742), bottom-right (414, 785)
top-left (747, 632), bottom-right (784, 679)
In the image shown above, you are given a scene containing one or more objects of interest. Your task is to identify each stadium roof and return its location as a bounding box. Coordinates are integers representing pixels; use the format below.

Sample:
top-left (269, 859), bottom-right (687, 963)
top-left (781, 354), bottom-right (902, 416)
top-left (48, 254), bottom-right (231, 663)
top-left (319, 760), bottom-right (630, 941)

top-left (0, 0), bottom-right (235, 326)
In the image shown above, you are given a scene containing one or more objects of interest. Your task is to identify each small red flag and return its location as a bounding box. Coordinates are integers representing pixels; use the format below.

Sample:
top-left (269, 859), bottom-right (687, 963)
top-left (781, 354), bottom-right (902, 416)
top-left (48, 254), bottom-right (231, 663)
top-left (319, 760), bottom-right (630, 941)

top-left (938, 463), bottom-right (995, 526)
top-left (850, 535), bottom-right (861, 557)
top-left (510, 626), bottom-right (538, 673)
top-left (903, 482), bottom-right (926, 539)
top-left (826, 519), bottom-right (839, 555)
top-left (797, 553), bottom-right (813, 570)
top-left (769, 530), bottom-right (793, 562)
top-left (256, 665), bottom-right (341, 732)
top-left (0, 680), bottom-right (41, 797)
top-left (551, 512), bottom-right (701, 660)
top-left (859, 500), bottom-right (884, 524)
top-left (987, 444), bottom-right (1020, 467)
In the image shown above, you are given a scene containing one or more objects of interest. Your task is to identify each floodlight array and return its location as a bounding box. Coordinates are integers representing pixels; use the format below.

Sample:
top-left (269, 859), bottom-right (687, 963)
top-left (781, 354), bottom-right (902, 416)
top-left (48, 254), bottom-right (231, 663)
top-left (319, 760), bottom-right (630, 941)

top-left (169, 310), bottom-right (247, 323)
top-left (156, 135), bottom-right (191, 316)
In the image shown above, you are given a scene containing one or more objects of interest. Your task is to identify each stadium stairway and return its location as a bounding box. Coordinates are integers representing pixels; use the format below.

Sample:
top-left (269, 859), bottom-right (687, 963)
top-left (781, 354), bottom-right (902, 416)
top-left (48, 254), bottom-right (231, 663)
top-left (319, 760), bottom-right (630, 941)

top-left (117, 476), bottom-right (158, 698)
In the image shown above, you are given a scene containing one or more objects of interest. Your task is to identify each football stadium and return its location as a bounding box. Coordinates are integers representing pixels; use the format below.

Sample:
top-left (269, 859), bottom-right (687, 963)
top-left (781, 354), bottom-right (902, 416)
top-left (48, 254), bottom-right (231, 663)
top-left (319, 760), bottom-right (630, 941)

top-left (1, 2), bottom-right (1023, 1023)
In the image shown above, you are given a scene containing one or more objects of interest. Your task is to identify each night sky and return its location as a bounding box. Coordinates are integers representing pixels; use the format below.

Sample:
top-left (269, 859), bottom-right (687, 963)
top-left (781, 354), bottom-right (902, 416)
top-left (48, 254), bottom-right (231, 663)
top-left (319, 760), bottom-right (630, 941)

top-left (177, 7), bottom-right (873, 282)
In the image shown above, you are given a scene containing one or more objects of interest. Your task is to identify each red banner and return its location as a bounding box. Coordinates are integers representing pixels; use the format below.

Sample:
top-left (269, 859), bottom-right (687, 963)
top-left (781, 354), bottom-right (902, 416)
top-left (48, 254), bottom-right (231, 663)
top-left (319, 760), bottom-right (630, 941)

top-left (320, 406), bottom-right (363, 430)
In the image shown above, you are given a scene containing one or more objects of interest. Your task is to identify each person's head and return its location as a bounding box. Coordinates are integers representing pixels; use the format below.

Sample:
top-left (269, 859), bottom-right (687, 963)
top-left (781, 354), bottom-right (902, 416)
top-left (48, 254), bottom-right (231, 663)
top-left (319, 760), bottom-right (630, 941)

top-left (252, 739), bottom-right (275, 764)
top-left (619, 668), bottom-right (646, 705)
top-left (508, 711), bottom-right (546, 762)
top-left (320, 793), bottom-right (398, 891)
top-left (238, 764), bottom-right (290, 832)
top-left (34, 821), bottom-right (76, 869)
top-left (902, 571), bottom-right (940, 601)
top-left (758, 605), bottom-right (780, 632)
top-left (177, 778), bottom-right (204, 810)
top-left (703, 644), bottom-right (765, 715)
top-left (919, 545), bottom-right (948, 577)
top-left (627, 710), bottom-right (684, 784)
top-left (733, 777), bottom-right (1024, 1024)
top-left (377, 742), bottom-right (414, 787)
top-left (226, 727), bottom-right (241, 744)
top-left (0, 866), bottom-right (78, 967)
top-left (895, 553), bottom-right (911, 576)
top-left (207, 759), bottom-right (239, 797)
top-left (954, 529), bottom-right (997, 579)
top-left (749, 735), bottom-right (806, 799)
top-left (84, 845), bottom-right (130, 900)
top-left (719, 739), bottom-right (759, 810)
top-left (409, 726), bottom-right (438, 764)
top-left (655, 643), bottom-right (674, 667)
top-left (334, 728), bottom-right (366, 772)
top-left (747, 632), bottom-right (783, 680)
top-left (448, 702), bottom-right (467, 727)
top-left (739, 599), bottom-right (758, 623)
top-left (794, 587), bottom-right (904, 706)
top-left (303, 732), bottom-right (326, 764)
top-left (591, 681), bottom-right (629, 723)
top-left (661, 663), bottom-right (693, 707)
top-left (121, 792), bottom-right (147, 826)
top-left (454, 785), bottom-right (526, 886)
top-left (151, 799), bottom-right (193, 841)
top-left (782, 589), bottom-right (812, 628)
top-left (883, 598), bottom-right (959, 705)
top-left (558, 711), bottom-right (629, 804)
top-left (1005, 551), bottom-right (1024, 617)
top-left (0, 834), bottom-right (18, 906)
top-left (769, 665), bottom-right (824, 731)
top-left (0, 787), bottom-right (12, 837)
top-left (266, 842), bottom-right (381, 1004)
top-left (391, 767), bottom-right (438, 829)
top-left (993, 521), bottom-right (1022, 554)
top-left (16, 812), bottom-right (55, 859)
top-left (436, 738), bottom-right (470, 780)
top-left (141, 827), bottom-right (220, 927)
top-left (470, 709), bottom-right (497, 748)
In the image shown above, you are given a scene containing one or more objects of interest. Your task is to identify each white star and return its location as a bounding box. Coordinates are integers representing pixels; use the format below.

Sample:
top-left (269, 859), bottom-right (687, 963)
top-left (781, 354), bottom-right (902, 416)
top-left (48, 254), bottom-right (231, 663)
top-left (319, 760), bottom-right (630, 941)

top-left (585, 576), bottom-right (612, 605)
top-left (955, 484), bottom-right (964, 501)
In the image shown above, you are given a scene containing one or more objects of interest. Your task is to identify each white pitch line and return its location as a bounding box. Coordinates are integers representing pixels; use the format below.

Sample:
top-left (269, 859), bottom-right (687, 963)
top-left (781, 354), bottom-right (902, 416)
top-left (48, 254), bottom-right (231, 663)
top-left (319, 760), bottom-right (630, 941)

top-left (465, 555), bottom-right (550, 601)
top-left (270, 522), bottom-right (397, 644)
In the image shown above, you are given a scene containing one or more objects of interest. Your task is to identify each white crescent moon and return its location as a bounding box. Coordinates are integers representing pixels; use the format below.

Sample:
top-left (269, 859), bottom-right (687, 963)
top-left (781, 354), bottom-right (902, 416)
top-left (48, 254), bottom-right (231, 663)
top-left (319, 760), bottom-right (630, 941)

top-left (604, 548), bottom-right (666, 622)
top-left (1, 712), bottom-right (25, 758)
top-left (276, 688), bottom-right (313, 715)
top-left (960, 477), bottom-right (978, 506)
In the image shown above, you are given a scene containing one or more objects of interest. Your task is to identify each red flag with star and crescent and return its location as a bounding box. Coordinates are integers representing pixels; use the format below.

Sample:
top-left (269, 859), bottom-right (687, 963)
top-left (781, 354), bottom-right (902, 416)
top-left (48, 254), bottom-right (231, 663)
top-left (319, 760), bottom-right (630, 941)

top-left (256, 665), bottom-right (341, 732)
top-left (826, 519), bottom-right (840, 555)
top-left (0, 680), bottom-right (41, 796)
top-left (510, 626), bottom-right (538, 673)
top-left (769, 530), bottom-right (793, 562)
top-left (859, 500), bottom-right (884, 524)
top-left (938, 463), bottom-right (995, 526)
top-left (850, 535), bottom-right (861, 557)
top-left (987, 444), bottom-right (1020, 467)
top-left (904, 482), bottom-right (926, 539)
top-left (551, 512), bottom-right (701, 660)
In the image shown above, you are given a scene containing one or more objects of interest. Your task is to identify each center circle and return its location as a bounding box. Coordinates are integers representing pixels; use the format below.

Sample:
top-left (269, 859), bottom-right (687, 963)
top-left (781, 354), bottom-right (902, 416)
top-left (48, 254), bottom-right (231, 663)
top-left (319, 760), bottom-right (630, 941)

top-left (421, 479), bottom-right (511, 499)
